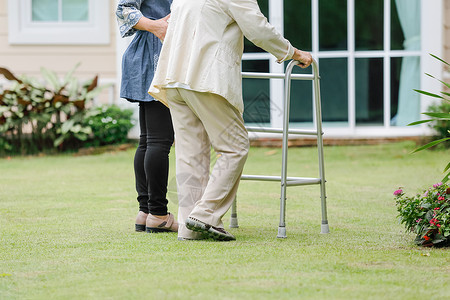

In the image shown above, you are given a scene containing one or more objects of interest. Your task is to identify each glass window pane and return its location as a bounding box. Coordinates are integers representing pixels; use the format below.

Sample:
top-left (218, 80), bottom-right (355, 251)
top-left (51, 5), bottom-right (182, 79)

top-left (355, 0), bottom-right (383, 50)
top-left (62, 0), bottom-right (89, 22)
top-left (319, 58), bottom-right (348, 123)
top-left (242, 60), bottom-right (271, 124)
top-left (391, 0), bottom-right (421, 51)
top-left (319, 0), bottom-right (347, 51)
top-left (390, 57), bottom-right (421, 126)
top-left (32, 0), bottom-right (58, 22)
top-left (390, 0), bottom-right (404, 50)
top-left (244, 0), bottom-right (269, 53)
top-left (355, 58), bottom-right (384, 125)
top-left (285, 0), bottom-right (312, 52)
top-left (289, 65), bottom-right (313, 123)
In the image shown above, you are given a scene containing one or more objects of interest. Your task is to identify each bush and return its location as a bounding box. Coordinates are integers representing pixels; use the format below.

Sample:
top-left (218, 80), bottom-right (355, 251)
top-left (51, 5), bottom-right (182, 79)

top-left (394, 182), bottom-right (450, 247)
top-left (427, 100), bottom-right (450, 146)
top-left (83, 105), bottom-right (135, 147)
top-left (0, 64), bottom-right (131, 155)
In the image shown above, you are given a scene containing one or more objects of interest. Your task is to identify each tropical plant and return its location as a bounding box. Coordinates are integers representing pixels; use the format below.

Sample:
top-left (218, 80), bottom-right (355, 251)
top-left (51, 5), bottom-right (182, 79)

top-left (0, 63), bottom-right (109, 155)
top-left (409, 54), bottom-right (450, 182)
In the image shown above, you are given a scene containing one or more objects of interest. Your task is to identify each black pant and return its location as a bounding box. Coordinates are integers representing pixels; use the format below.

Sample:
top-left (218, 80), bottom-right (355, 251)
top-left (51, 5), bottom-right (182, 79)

top-left (134, 101), bottom-right (174, 215)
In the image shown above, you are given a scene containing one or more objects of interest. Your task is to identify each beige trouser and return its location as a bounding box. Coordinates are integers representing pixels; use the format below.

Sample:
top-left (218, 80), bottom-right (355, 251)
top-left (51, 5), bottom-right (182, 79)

top-left (166, 88), bottom-right (249, 239)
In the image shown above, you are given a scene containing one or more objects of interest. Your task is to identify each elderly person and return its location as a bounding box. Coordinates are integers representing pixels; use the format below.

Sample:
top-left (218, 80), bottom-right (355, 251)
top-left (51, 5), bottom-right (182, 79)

top-left (149, 0), bottom-right (312, 241)
top-left (116, 0), bottom-right (178, 233)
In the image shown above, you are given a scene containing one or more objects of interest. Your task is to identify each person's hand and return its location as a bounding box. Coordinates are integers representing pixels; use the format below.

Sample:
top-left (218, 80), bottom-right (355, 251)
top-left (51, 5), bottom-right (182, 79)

top-left (292, 49), bottom-right (313, 68)
top-left (151, 14), bottom-right (170, 42)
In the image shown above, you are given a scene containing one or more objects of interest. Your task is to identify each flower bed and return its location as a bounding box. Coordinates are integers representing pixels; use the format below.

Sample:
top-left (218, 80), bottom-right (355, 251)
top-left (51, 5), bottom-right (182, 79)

top-left (394, 182), bottom-right (450, 247)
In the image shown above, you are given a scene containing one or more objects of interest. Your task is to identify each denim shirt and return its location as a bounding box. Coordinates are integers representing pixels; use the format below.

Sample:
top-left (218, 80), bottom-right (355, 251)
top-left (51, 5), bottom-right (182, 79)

top-left (116, 0), bottom-right (172, 102)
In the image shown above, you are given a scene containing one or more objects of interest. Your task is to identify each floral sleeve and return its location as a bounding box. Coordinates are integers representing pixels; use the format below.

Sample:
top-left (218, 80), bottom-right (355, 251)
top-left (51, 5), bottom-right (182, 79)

top-left (116, 0), bottom-right (145, 38)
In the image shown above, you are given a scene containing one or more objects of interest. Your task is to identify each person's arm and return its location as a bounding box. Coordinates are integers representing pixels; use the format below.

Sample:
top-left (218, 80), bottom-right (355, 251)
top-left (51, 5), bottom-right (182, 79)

top-left (228, 0), bottom-right (312, 68)
top-left (116, 0), bottom-right (144, 38)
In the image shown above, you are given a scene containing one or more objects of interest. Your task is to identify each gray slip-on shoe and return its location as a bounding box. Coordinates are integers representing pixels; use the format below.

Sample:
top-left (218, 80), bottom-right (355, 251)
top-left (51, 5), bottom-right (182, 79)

top-left (185, 217), bottom-right (236, 241)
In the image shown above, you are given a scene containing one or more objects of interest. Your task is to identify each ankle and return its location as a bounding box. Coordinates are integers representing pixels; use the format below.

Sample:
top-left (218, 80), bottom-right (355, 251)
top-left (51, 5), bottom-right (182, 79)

top-left (149, 213), bottom-right (168, 220)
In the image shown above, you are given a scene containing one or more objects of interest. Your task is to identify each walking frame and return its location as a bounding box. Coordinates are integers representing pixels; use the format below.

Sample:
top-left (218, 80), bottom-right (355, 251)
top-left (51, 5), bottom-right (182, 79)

top-left (230, 59), bottom-right (330, 238)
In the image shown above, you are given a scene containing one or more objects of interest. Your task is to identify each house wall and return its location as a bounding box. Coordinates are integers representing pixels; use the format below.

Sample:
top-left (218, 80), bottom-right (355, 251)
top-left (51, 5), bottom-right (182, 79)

top-left (444, 0), bottom-right (450, 79)
top-left (445, 0), bottom-right (450, 63)
top-left (0, 0), bottom-right (118, 103)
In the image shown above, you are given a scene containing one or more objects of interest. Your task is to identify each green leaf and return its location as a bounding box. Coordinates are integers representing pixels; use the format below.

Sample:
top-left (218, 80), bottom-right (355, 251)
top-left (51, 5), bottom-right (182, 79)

top-left (411, 137), bottom-right (450, 153)
top-left (422, 112), bottom-right (450, 119)
top-left (430, 53), bottom-right (450, 67)
top-left (408, 119), bottom-right (433, 126)
top-left (443, 172), bottom-right (450, 183)
top-left (40, 67), bottom-right (61, 91)
top-left (444, 162), bottom-right (450, 172)
top-left (70, 124), bottom-right (82, 133)
top-left (85, 84), bottom-right (112, 101)
top-left (61, 119), bottom-right (75, 134)
top-left (67, 77), bottom-right (79, 100)
top-left (414, 89), bottom-right (443, 99)
top-left (53, 135), bottom-right (65, 147)
top-left (62, 62), bottom-right (81, 88)
top-left (74, 132), bottom-right (88, 141)
top-left (425, 73), bottom-right (450, 90)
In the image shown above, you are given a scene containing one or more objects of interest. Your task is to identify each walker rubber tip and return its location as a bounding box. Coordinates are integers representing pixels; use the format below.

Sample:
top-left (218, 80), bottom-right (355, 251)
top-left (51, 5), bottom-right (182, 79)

top-left (277, 226), bottom-right (287, 238)
top-left (321, 223), bottom-right (330, 234)
top-left (230, 217), bottom-right (239, 228)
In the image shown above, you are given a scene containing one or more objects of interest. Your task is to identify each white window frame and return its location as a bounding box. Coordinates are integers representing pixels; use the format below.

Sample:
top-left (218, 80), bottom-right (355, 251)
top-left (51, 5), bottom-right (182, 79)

top-left (244, 0), bottom-right (443, 138)
top-left (8, 0), bottom-right (110, 45)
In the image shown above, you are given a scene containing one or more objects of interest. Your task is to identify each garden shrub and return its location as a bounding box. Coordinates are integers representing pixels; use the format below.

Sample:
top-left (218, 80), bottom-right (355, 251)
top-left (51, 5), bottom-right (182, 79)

top-left (83, 105), bottom-right (135, 147)
top-left (0, 64), bottom-right (133, 155)
top-left (394, 182), bottom-right (450, 247)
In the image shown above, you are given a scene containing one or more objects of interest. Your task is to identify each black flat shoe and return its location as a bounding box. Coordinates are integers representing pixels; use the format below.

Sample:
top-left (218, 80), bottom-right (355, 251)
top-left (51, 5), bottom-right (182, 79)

top-left (135, 224), bottom-right (146, 232)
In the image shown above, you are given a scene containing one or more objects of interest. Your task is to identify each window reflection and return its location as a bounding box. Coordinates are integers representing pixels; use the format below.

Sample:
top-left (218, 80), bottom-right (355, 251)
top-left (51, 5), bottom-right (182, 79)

top-left (285, 0), bottom-right (312, 52)
top-left (319, 0), bottom-right (347, 51)
top-left (391, 0), bottom-right (405, 50)
top-left (391, 57), bottom-right (420, 126)
top-left (32, 0), bottom-right (58, 22)
top-left (355, 0), bottom-right (383, 50)
top-left (242, 60), bottom-right (271, 124)
top-left (289, 64), bottom-right (313, 123)
top-left (319, 58), bottom-right (348, 123)
top-left (244, 0), bottom-right (269, 53)
top-left (356, 58), bottom-right (383, 125)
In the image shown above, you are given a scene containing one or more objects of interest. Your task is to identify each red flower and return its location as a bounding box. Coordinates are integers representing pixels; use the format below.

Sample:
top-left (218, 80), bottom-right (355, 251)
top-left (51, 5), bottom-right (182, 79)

top-left (424, 235), bottom-right (431, 241)
top-left (429, 218), bottom-right (440, 227)
top-left (438, 196), bottom-right (445, 201)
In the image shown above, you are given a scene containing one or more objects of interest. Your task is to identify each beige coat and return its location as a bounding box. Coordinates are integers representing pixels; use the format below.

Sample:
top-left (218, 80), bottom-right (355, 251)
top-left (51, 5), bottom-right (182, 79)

top-left (148, 0), bottom-right (294, 114)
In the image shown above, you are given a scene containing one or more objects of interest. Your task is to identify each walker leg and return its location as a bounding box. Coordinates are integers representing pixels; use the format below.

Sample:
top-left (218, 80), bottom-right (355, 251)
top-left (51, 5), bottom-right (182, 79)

top-left (312, 61), bottom-right (330, 235)
top-left (230, 196), bottom-right (239, 228)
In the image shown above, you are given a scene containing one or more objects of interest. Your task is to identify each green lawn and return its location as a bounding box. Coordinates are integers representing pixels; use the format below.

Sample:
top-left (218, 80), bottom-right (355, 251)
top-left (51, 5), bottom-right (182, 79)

top-left (1, 142), bottom-right (449, 299)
